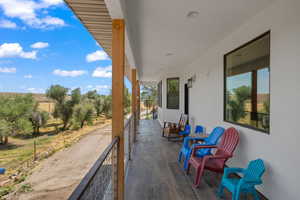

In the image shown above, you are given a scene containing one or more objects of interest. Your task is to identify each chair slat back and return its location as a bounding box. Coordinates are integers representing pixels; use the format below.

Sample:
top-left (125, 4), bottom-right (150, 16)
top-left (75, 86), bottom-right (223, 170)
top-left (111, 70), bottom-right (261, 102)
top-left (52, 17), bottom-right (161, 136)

top-left (244, 159), bottom-right (265, 182)
top-left (214, 128), bottom-right (239, 168)
top-left (205, 127), bottom-right (225, 144)
top-left (195, 125), bottom-right (204, 134)
top-left (217, 127), bottom-right (239, 155)
top-left (198, 127), bottom-right (225, 155)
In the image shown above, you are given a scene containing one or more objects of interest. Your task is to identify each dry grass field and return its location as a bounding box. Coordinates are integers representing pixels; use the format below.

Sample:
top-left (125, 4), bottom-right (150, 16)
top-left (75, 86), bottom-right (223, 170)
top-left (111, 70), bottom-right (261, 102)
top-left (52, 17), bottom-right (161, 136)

top-left (37, 102), bottom-right (55, 113)
top-left (0, 116), bottom-right (111, 197)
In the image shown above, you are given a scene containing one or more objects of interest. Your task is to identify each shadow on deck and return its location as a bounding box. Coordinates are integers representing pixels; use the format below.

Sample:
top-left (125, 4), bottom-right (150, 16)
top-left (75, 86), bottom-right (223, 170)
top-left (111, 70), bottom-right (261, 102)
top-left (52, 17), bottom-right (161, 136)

top-left (125, 120), bottom-right (225, 200)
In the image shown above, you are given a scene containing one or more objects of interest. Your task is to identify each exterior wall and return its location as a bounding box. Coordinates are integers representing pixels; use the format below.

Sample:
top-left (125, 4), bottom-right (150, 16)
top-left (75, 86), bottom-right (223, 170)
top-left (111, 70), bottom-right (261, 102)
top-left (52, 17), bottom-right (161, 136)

top-left (158, 0), bottom-right (300, 199)
top-left (157, 73), bottom-right (185, 126)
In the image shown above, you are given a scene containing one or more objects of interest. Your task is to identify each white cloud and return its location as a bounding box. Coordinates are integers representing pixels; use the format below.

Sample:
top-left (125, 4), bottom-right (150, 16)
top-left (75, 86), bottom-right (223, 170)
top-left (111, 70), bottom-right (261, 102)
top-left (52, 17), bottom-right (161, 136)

top-left (0, 19), bottom-right (17, 29)
top-left (42, 0), bottom-right (64, 6)
top-left (31, 42), bottom-right (49, 49)
top-left (95, 85), bottom-right (111, 90)
top-left (53, 69), bottom-right (87, 77)
top-left (86, 84), bottom-right (111, 92)
top-left (24, 74), bottom-right (32, 78)
top-left (26, 87), bottom-right (45, 93)
top-left (26, 88), bottom-right (36, 92)
top-left (40, 16), bottom-right (65, 26)
top-left (92, 66), bottom-right (112, 78)
top-left (0, 43), bottom-right (37, 59)
top-left (0, 0), bottom-right (65, 29)
top-left (86, 50), bottom-right (109, 62)
top-left (0, 67), bottom-right (16, 73)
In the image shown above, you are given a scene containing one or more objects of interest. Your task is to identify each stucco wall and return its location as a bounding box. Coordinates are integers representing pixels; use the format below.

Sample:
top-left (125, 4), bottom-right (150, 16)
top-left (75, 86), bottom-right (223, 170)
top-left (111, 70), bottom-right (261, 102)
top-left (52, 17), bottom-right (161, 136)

top-left (158, 0), bottom-right (300, 199)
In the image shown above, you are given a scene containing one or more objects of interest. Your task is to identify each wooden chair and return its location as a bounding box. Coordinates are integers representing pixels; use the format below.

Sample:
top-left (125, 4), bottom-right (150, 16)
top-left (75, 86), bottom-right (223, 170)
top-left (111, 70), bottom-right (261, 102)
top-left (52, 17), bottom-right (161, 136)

top-left (187, 127), bottom-right (239, 187)
top-left (162, 114), bottom-right (188, 140)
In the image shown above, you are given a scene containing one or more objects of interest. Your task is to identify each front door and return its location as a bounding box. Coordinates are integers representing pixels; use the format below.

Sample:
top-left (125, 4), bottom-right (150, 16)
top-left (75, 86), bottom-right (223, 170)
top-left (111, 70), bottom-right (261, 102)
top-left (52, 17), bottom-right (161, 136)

top-left (184, 84), bottom-right (189, 115)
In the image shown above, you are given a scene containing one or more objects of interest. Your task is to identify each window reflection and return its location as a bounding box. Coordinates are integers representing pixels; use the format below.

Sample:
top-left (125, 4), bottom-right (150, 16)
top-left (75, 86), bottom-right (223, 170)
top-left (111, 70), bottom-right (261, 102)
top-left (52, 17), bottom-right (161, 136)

top-left (225, 32), bottom-right (270, 133)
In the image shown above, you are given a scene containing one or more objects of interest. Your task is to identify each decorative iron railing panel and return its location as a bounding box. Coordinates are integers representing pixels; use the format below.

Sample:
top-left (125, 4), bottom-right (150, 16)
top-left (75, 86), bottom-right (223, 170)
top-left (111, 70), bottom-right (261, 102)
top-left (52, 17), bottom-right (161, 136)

top-left (68, 137), bottom-right (119, 200)
top-left (124, 115), bottom-right (134, 168)
top-left (69, 115), bottom-right (136, 200)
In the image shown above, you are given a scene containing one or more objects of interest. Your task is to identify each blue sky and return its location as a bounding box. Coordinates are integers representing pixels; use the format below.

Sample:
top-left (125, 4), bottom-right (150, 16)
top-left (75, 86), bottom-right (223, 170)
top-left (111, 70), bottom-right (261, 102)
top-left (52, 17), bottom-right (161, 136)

top-left (0, 0), bottom-right (130, 95)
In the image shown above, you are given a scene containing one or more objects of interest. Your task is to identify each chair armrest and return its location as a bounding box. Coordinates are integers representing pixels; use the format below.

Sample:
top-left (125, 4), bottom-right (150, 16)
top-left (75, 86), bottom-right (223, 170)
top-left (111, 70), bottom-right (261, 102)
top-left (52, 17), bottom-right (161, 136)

top-left (191, 145), bottom-right (218, 156)
top-left (193, 145), bottom-right (217, 150)
top-left (224, 167), bottom-right (244, 177)
top-left (184, 137), bottom-right (206, 142)
top-left (183, 137), bottom-right (199, 147)
top-left (202, 154), bottom-right (232, 163)
top-left (191, 143), bottom-right (214, 149)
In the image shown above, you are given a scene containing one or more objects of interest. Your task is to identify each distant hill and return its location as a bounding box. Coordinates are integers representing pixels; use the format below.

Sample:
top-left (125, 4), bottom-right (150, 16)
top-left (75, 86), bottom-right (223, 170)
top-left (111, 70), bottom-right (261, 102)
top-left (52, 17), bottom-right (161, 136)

top-left (0, 92), bottom-right (54, 103)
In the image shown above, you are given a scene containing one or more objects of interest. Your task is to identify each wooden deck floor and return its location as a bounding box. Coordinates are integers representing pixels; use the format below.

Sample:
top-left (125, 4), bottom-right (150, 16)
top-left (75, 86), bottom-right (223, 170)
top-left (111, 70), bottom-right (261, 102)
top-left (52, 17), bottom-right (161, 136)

top-left (125, 120), bottom-right (224, 200)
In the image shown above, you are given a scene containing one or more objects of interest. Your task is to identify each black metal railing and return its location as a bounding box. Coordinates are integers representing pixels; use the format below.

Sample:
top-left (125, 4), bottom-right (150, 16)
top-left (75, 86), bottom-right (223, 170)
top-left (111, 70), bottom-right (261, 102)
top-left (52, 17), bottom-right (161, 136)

top-left (68, 137), bottom-right (119, 200)
top-left (68, 115), bottom-right (137, 200)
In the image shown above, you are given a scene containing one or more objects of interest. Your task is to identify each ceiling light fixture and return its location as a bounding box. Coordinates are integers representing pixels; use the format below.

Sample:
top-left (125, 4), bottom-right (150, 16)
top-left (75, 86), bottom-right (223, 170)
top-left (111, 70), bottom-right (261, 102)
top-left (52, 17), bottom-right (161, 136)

top-left (187, 11), bottom-right (199, 19)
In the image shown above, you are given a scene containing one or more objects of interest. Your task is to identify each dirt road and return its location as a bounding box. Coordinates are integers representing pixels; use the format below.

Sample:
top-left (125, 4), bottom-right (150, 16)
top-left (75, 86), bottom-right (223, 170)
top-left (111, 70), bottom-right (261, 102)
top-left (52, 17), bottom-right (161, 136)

top-left (10, 124), bottom-right (112, 200)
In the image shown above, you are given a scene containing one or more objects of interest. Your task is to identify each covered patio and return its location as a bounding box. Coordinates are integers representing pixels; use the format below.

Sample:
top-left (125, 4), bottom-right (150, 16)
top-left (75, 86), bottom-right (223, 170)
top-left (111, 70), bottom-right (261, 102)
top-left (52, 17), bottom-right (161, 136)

top-left (126, 120), bottom-right (219, 200)
top-left (65, 0), bottom-right (300, 199)
top-left (126, 120), bottom-right (268, 200)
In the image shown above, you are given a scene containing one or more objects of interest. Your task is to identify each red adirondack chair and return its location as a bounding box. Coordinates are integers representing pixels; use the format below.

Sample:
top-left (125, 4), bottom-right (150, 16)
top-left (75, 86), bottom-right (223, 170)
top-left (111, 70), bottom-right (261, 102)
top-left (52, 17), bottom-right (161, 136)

top-left (187, 127), bottom-right (239, 187)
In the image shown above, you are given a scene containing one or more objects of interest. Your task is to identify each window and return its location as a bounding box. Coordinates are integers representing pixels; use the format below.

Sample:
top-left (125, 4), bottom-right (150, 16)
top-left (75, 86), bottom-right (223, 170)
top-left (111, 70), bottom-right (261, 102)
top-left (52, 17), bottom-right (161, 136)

top-left (157, 81), bottom-right (162, 107)
top-left (224, 32), bottom-right (270, 133)
top-left (167, 78), bottom-right (179, 109)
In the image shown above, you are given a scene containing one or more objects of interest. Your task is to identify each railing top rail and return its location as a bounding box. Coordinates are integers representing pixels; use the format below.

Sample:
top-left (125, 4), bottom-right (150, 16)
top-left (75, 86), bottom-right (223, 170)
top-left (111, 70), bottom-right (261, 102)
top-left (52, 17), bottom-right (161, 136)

top-left (68, 136), bottom-right (120, 200)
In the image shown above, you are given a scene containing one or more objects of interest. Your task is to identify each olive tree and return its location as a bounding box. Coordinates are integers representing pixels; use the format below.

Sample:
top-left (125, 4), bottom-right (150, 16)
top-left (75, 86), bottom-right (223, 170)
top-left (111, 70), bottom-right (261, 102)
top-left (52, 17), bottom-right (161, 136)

top-left (46, 85), bottom-right (81, 130)
top-left (0, 94), bottom-right (35, 144)
top-left (30, 104), bottom-right (49, 135)
top-left (72, 102), bottom-right (95, 129)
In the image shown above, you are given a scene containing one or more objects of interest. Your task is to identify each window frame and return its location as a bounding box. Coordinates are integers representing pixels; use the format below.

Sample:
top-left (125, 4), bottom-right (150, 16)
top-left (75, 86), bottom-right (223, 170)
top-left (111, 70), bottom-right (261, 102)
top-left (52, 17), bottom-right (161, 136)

top-left (223, 31), bottom-right (271, 134)
top-left (166, 77), bottom-right (180, 110)
top-left (157, 81), bottom-right (162, 107)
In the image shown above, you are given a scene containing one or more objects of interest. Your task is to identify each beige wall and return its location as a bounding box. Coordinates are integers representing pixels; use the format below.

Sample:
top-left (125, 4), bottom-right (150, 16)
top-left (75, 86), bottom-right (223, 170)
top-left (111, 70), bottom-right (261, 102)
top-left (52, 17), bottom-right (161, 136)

top-left (38, 102), bottom-right (55, 113)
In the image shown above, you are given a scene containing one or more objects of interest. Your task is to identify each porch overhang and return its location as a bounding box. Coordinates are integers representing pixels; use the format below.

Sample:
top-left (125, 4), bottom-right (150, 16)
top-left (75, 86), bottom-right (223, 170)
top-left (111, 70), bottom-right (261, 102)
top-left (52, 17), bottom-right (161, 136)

top-left (64, 0), bottom-right (135, 81)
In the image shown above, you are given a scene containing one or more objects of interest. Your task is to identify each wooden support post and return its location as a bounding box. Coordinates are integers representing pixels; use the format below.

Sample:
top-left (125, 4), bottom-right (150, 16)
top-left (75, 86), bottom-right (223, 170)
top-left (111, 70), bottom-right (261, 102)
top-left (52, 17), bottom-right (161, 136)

top-left (112, 19), bottom-right (125, 200)
top-left (131, 69), bottom-right (137, 142)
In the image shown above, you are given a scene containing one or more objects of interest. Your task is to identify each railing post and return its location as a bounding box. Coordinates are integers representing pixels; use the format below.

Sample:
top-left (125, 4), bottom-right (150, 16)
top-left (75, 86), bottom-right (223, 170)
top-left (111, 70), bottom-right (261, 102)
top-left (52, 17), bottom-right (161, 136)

top-left (131, 69), bottom-right (137, 142)
top-left (112, 19), bottom-right (125, 200)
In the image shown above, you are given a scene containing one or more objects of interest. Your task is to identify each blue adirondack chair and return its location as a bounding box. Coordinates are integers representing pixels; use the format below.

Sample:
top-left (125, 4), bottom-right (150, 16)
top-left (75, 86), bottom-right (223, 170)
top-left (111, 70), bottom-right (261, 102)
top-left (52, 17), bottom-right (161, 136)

top-left (178, 124), bottom-right (191, 137)
top-left (217, 159), bottom-right (265, 200)
top-left (0, 168), bottom-right (5, 174)
top-left (178, 126), bottom-right (225, 170)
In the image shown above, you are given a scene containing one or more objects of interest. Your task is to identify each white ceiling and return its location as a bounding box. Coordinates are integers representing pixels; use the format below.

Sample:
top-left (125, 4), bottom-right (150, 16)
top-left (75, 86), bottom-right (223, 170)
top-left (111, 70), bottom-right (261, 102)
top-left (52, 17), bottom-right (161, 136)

top-left (120, 0), bottom-right (274, 81)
